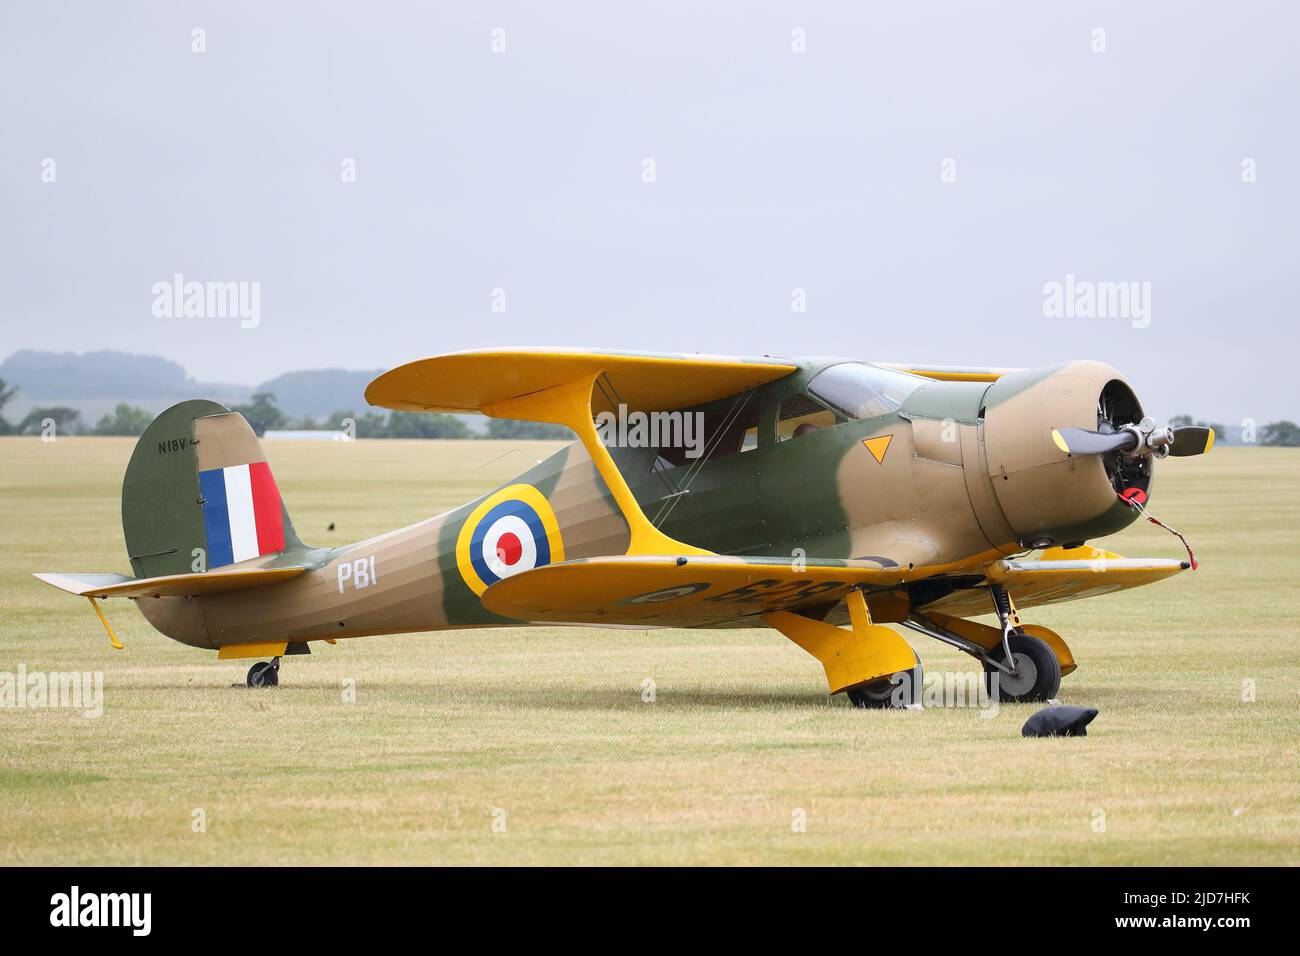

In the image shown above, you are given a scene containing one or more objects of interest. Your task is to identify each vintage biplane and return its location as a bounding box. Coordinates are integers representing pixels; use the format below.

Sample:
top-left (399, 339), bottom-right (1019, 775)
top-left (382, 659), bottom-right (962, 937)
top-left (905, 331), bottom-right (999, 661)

top-left (35, 349), bottom-right (1213, 706)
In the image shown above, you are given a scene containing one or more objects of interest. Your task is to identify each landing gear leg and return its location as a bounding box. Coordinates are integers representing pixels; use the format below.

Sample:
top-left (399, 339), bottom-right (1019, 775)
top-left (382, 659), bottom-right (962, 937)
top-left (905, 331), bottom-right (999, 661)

top-left (247, 657), bottom-right (281, 688)
top-left (901, 607), bottom-right (1075, 700)
top-left (989, 585), bottom-right (1018, 664)
top-left (984, 587), bottom-right (1059, 703)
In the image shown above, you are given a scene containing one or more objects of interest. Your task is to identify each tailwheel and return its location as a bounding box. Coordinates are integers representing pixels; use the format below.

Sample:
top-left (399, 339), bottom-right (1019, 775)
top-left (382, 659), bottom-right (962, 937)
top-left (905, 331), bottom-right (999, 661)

top-left (847, 658), bottom-right (924, 709)
top-left (247, 658), bottom-right (280, 688)
top-left (983, 632), bottom-right (1059, 703)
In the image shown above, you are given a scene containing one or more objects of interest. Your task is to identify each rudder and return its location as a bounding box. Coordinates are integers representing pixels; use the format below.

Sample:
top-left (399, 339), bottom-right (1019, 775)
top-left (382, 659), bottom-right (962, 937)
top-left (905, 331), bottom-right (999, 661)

top-left (122, 400), bottom-right (302, 578)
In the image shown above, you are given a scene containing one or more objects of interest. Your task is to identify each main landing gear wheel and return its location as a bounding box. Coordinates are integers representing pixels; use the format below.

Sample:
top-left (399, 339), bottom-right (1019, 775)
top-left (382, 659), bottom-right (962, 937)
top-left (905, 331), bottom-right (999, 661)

top-left (983, 632), bottom-right (1060, 703)
top-left (847, 659), bottom-right (924, 709)
top-left (247, 658), bottom-right (280, 688)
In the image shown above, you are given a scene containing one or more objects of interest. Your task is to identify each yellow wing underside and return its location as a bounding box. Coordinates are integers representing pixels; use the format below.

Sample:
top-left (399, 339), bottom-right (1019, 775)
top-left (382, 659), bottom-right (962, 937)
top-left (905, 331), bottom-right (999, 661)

top-left (481, 556), bottom-right (910, 626)
top-left (365, 348), bottom-right (798, 415)
top-left (482, 552), bottom-right (1189, 627)
top-left (920, 553), bottom-right (1190, 618)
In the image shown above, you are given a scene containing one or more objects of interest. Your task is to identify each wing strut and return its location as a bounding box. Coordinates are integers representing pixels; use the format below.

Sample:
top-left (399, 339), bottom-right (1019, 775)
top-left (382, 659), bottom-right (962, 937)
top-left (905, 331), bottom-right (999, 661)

top-left (485, 373), bottom-right (712, 558)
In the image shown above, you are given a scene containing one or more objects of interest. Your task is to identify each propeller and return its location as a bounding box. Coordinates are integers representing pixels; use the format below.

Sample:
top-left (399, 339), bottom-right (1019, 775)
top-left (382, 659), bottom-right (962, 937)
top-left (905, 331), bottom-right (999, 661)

top-left (1052, 419), bottom-right (1215, 459)
top-left (1166, 425), bottom-right (1216, 457)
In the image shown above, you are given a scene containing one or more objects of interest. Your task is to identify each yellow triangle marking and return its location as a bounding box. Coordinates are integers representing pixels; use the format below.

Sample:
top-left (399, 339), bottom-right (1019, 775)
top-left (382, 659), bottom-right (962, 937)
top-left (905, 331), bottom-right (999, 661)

top-left (863, 434), bottom-right (893, 464)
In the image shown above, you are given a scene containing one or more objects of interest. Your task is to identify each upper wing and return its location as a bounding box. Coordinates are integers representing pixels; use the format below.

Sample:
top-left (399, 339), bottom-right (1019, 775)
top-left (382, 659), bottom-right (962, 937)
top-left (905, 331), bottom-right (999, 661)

top-left (33, 566), bottom-right (306, 599)
top-left (878, 363), bottom-right (1021, 383)
top-left (364, 348), bottom-right (798, 416)
top-left (481, 555), bottom-right (913, 626)
top-left (367, 349), bottom-right (800, 561)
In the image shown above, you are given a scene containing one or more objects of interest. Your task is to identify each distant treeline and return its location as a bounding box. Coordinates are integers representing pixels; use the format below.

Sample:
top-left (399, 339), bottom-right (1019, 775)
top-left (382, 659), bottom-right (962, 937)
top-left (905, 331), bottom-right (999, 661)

top-left (228, 393), bottom-right (571, 440)
top-left (0, 383), bottom-right (571, 440)
top-left (0, 379), bottom-right (1296, 445)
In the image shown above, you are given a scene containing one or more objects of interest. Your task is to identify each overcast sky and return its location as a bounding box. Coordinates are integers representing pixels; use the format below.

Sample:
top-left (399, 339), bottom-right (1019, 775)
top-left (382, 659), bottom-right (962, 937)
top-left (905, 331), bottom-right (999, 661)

top-left (2, 1), bottom-right (1296, 423)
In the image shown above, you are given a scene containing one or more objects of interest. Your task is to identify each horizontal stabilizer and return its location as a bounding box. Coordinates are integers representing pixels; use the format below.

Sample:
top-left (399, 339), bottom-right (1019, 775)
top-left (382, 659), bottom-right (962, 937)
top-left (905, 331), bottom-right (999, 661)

top-left (33, 566), bottom-right (305, 599)
top-left (481, 555), bottom-right (914, 627)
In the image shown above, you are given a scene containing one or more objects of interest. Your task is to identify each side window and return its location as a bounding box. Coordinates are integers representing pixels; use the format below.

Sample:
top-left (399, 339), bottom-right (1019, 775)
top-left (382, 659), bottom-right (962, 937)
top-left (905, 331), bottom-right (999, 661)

top-left (655, 401), bottom-right (762, 467)
top-left (777, 394), bottom-right (840, 442)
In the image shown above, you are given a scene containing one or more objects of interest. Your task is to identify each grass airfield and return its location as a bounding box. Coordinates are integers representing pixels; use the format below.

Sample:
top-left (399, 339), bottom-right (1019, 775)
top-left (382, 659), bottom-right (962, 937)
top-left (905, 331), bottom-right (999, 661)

top-left (0, 436), bottom-right (1296, 866)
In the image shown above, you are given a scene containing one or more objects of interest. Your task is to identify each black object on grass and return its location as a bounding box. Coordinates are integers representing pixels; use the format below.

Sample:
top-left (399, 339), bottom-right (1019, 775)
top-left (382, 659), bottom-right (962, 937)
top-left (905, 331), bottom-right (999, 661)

top-left (1022, 705), bottom-right (1098, 737)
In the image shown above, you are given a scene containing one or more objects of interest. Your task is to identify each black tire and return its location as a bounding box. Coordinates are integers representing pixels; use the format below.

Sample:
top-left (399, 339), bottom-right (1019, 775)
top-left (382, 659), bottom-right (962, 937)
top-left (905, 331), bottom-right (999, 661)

top-left (847, 658), bottom-right (924, 709)
top-left (247, 661), bottom-right (279, 688)
top-left (983, 632), bottom-right (1060, 703)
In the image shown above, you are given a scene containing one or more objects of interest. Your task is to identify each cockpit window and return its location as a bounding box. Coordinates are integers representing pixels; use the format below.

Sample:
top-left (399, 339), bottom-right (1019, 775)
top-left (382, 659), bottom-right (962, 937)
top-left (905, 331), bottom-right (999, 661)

top-left (807, 363), bottom-right (923, 421)
top-left (777, 393), bottom-right (838, 441)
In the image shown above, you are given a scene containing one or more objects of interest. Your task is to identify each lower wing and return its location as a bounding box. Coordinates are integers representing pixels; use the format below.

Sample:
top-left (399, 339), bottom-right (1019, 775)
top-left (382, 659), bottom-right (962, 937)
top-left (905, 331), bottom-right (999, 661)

top-left (916, 550), bottom-right (1189, 618)
top-left (481, 549), bottom-right (1189, 626)
top-left (481, 555), bottom-right (911, 626)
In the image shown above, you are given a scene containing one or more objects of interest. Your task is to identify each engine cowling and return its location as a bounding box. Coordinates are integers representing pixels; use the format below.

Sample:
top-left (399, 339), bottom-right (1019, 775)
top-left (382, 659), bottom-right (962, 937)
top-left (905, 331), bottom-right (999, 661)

top-left (980, 361), bottom-right (1150, 549)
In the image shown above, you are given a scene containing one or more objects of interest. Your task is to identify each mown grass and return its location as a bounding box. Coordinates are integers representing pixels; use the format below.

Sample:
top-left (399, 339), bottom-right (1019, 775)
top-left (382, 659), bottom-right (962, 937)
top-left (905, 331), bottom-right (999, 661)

top-left (0, 437), bottom-right (1295, 865)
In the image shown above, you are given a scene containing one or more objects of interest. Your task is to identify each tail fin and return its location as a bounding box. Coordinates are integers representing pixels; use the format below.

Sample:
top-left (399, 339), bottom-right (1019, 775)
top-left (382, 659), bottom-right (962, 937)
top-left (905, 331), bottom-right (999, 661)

top-left (123, 400), bottom-right (303, 578)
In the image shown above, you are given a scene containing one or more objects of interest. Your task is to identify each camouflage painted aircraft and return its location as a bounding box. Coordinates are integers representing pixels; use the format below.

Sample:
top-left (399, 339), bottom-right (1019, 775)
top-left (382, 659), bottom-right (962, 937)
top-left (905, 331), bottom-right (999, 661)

top-left (35, 349), bottom-right (1214, 706)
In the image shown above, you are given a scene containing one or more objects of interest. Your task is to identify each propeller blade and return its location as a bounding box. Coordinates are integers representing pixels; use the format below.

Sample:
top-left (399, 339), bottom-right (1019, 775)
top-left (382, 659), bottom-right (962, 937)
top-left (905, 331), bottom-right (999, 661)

top-left (1051, 427), bottom-right (1138, 456)
top-left (1168, 425), bottom-right (1215, 457)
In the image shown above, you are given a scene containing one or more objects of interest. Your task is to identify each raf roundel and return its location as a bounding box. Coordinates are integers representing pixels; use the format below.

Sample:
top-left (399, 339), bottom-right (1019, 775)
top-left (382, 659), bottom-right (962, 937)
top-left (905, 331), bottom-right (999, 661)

top-left (456, 484), bottom-right (565, 596)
